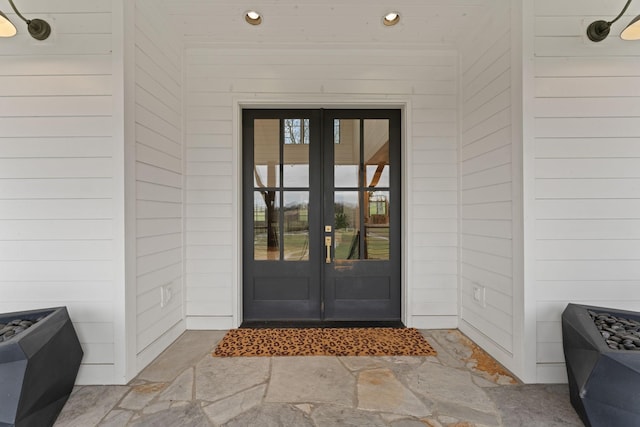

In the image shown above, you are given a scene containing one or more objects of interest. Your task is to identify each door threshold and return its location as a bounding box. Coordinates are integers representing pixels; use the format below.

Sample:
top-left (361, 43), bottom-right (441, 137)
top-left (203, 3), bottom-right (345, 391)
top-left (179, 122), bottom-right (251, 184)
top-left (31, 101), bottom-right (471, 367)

top-left (240, 320), bottom-right (405, 329)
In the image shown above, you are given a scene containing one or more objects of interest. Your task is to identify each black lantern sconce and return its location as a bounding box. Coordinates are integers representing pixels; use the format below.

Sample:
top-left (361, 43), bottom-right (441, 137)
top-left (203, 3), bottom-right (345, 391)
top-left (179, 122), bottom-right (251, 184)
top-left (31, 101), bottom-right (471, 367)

top-left (0, 0), bottom-right (51, 40)
top-left (587, 0), bottom-right (640, 42)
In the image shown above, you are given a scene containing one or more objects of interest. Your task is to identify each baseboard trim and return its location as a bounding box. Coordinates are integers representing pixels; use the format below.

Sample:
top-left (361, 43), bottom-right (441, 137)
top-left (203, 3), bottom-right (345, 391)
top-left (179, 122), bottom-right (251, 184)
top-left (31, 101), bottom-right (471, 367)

top-left (410, 315), bottom-right (458, 329)
top-left (186, 316), bottom-right (234, 330)
top-left (240, 320), bottom-right (405, 329)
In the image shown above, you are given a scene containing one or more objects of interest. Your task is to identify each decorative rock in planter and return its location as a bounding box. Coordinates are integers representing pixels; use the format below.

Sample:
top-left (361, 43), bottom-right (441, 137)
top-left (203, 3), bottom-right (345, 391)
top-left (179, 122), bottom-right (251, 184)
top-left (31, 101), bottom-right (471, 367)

top-left (562, 303), bottom-right (640, 427)
top-left (0, 307), bottom-right (83, 427)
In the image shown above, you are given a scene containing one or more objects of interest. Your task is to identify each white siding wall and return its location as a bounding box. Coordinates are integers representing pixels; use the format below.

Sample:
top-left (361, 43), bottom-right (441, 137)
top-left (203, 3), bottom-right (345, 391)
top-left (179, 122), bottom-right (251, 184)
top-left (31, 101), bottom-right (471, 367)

top-left (0, 0), bottom-right (117, 384)
top-left (14, 0), bottom-right (640, 386)
top-left (134, 0), bottom-right (184, 369)
top-left (183, 47), bottom-right (459, 329)
top-left (459, 4), bottom-right (516, 371)
top-left (533, 0), bottom-right (640, 382)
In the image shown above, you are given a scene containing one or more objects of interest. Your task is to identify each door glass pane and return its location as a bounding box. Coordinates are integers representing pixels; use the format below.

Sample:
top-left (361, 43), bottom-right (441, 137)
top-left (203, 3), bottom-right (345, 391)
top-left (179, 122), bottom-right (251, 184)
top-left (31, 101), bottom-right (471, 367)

top-left (334, 119), bottom-right (341, 144)
top-left (283, 192), bottom-right (309, 261)
top-left (254, 119), bottom-right (280, 188)
top-left (365, 191), bottom-right (390, 260)
top-left (364, 119), bottom-right (390, 188)
top-left (334, 191), bottom-right (360, 260)
top-left (283, 118), bottom-right (310, 145)
top-left (283, 124), bottom-right (309, 187)
top-left (334, 119), bottom-right (360, 188)
top-left (254, 190), bottom-right (280, 260)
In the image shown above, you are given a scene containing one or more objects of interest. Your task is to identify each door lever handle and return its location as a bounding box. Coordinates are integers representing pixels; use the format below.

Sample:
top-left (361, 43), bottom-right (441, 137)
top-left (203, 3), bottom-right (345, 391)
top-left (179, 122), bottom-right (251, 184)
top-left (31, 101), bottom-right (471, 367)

top-left (325, 236), bottom-right (332, 264)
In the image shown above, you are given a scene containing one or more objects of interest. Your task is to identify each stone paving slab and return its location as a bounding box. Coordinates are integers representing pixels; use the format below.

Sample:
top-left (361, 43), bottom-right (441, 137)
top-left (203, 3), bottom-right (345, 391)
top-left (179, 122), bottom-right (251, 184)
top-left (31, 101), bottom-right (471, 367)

top-left (404, 361), bottom-right (496, 414)
top-left (54, 330), bottom-right (584, 427)
top-left (203, 383), bottom-right (266, 425)
top-left (119, 383), bottom-right (167, 411)
top-left (310, 405), bottom-right (388, 427)
top-left (157, 367), bottom-right (193, 402)
top-left (420, 331), bottom-right (467, 369)
top-left (97, 410), bottom-right (134, 427)
top-left (137, 331), bottom-right (225, 383)
top-left (128, 402), bottom-right (210, 427)
top-left (224, 403), bottom-right (314, 427)
top-left (266, 356), bottom-right (355, 405)
top-left (195, 356), bottom-right (269, 402)
top-left (140, 401), bottom-right (172, 415)
top-left (435, 400), bottom-right (500, 426)
top-left (54, 386), bottom-right (129, 427)
top-left (357, 368), bottom-right (432, 418)
top-left (389, 419), bottom-right (435, 427)
top-left (485, 384), bottom-right (583, 426)
top-left (339, 355), bottom-right (387, 371)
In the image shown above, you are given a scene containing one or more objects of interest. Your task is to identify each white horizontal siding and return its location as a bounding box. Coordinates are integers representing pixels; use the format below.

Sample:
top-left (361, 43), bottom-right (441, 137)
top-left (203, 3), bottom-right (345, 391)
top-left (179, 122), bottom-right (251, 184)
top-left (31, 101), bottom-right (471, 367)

top-left (533, 0), bottom-right (640, 383)
top-left (459, 2), bottom-right (514, 363)
top-left (183, 46), bottom-right (459, 327)
top-left (134, 0), bottom-right (184, 363)
top-left (0, 0), bottom-right (116, 384)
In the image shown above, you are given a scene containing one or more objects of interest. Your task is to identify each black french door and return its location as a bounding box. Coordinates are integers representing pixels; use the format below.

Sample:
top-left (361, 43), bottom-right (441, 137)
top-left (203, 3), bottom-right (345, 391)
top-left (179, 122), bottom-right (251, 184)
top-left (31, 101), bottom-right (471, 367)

top-left (242, 109), bottom-right (401, 323)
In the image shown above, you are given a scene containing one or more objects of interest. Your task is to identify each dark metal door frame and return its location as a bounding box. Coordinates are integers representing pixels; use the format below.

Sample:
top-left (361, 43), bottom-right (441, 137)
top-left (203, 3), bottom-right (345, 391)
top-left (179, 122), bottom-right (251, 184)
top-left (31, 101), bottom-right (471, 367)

top-left (242, 108), bottom-right (401, 325)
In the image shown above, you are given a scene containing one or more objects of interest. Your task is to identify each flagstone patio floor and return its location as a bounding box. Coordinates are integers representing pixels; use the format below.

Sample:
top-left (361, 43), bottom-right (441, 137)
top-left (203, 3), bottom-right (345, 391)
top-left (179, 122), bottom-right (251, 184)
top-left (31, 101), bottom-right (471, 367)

top-left (53, 329), bottom-right (583, 427)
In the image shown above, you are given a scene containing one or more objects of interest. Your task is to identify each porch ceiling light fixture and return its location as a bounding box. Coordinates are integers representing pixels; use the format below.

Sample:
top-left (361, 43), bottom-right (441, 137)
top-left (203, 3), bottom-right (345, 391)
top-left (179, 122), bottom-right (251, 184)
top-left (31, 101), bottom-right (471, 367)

top-left (587, 0), bottom-right (640, 41)
top-left (383, 12), bottom-right (400, 26)
top-left (245, 10), bottom-right (262, 26)
top-left (0, 0), bottom-right (51, 40)
top-left (0, 9), bottom-right (16, 37)
top-left (621, 14), bottom-right (640, 39)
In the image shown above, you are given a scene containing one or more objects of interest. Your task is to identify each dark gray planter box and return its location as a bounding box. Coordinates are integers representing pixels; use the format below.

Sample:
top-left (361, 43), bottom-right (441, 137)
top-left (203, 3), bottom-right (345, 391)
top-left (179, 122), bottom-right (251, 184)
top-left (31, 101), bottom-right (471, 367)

top-left (562, 303), bottom-right (640, 427)
top-left (0, 307), bottom-right (83, 427)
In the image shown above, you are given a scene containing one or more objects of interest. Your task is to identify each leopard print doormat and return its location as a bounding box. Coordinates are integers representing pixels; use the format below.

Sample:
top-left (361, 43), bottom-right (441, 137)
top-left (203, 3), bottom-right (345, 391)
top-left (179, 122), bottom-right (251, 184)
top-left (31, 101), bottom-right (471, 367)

top-left (213, 327), bottom-right (436, 357)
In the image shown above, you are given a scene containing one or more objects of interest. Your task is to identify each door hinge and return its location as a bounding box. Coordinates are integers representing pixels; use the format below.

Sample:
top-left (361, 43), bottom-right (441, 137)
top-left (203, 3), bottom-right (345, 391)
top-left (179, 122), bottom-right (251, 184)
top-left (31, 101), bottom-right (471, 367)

top-left (321, 301), bottom-right (325, 313)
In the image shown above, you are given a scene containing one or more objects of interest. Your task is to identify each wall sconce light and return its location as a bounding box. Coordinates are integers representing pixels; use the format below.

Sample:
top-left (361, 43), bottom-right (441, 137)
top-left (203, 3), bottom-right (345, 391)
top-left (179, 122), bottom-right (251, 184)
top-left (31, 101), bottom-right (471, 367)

top-left (621, 14), bottom-right (640, 39)
top-left (0, 10), bottom-right (16, 37)
top-left (587, 0), bottom-right (640, 42)
top-left (0, 0), bottom-right (51, 40)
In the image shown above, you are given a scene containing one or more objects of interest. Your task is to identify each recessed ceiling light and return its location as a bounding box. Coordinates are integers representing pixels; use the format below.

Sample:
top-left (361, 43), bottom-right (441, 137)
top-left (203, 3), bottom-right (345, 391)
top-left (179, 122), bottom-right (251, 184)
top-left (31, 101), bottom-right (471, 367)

top-left (245, 10), bottom-right (262, 25)
top-left (383, 12), bottom-right (400, 26)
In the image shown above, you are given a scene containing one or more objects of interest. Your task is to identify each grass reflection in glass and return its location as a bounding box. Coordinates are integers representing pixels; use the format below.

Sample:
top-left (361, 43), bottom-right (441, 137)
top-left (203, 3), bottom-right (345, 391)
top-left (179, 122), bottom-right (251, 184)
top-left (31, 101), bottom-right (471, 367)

top-left (254, 232), bottom-right (309, 261)
top-left (366, 226), bottom-right (390, 260)
top-left (335, 229), bottom-right (358, 260)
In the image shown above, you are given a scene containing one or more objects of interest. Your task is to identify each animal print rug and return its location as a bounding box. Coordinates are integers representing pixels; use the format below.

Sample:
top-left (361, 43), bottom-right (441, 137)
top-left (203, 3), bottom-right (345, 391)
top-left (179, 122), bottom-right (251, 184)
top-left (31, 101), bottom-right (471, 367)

top-left (213, 327), bottom-right (436, 357)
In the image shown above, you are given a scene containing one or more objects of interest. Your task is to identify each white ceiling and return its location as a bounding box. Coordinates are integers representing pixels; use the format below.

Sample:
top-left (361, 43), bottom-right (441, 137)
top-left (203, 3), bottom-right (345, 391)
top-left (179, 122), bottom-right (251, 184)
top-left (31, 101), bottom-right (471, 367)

top-left (164, 0), bottom-right (499, 49)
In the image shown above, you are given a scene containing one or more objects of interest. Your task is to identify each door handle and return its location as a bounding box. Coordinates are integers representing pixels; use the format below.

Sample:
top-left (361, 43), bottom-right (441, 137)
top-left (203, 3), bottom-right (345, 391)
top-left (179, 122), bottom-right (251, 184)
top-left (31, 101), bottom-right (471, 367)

top-left (325, 236), bottom-right (332, 264)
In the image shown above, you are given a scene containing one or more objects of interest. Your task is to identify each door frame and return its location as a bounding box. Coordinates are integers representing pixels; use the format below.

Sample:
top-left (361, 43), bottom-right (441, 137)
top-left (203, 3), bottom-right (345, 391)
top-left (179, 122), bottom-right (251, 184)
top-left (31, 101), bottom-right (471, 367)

top-left (230, 97), bottom-right (414, 328)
